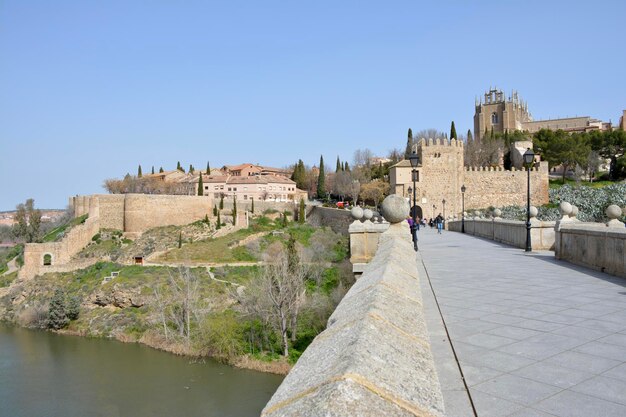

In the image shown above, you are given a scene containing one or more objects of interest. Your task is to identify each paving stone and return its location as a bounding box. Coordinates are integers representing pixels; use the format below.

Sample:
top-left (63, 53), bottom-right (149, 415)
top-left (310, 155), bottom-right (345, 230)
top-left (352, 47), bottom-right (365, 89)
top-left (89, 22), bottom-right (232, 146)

top-left (512, 362), bottom-right (594, 389)
top-left (484, 326), bottom-right (542, 341)
top-left (473, 374), bottom-right (562, 406)
top-left (597, 333), bottom-right (626, 347)
top-left (534, 390), bottom-right (626, 417)
top-left (601, 363), bottom-right (626, 382)
top-left (570, 375), bottom-right (626, 406)
top-left (543, 350), bottom-right (622, 374)
top-left (458, 333), bottom-right (517, 349)
top-left (507, 409), bottom-right (559, 417)
top-left (468, 390), bottom-right (524, 417)
top-left (573, 341), bottom-right (626, 362)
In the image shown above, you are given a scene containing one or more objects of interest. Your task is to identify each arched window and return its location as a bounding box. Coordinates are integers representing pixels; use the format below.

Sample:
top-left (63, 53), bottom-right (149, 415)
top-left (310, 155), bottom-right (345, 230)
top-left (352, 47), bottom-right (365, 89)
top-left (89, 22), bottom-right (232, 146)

top-left (491, 113), bottom-right (499, 124)
top-left (43, 254), bottom-right (52, 266)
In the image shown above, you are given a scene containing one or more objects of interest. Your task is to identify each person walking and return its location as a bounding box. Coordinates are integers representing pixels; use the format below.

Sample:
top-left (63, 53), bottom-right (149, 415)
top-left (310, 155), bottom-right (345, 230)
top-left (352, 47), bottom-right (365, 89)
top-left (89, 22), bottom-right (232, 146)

top-left (435, 213), bottom-right (444, 234)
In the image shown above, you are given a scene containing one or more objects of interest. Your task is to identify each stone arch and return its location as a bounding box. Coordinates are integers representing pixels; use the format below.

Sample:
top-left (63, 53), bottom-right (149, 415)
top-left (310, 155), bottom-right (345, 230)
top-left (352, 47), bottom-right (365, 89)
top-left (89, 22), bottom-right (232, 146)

top-left (43, 253), bottom-right (53, 266)
top-left (411, 205), bottom-right (423, 220)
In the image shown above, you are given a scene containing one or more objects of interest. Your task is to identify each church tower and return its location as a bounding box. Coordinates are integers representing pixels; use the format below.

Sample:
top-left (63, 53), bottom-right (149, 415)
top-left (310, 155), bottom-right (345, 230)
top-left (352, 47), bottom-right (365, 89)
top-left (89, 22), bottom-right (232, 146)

top-left (474, 88), bottom-right (532, 140)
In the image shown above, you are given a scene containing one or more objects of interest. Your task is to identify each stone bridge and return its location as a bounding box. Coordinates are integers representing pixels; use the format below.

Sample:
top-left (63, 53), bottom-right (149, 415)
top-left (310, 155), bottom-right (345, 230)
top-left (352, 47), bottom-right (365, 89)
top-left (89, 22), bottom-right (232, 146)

top-left (263, 197), bottom-right (626, 416)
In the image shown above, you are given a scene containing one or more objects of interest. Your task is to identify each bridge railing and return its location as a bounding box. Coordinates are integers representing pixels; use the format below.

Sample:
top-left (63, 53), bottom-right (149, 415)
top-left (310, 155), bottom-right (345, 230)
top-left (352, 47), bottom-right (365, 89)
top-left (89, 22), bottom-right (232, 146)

top-left (261, 220), bottom-right (445, 417)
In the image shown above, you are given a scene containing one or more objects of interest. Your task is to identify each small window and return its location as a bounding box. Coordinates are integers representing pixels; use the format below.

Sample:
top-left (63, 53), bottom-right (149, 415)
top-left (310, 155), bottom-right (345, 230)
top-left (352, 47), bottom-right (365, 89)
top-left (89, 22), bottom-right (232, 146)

top-left (228, 187), bottom-right (232, 191)
top-left (204, 186), bottom-right (208, 190)
top-left (43, 254), bottom-right (52, 266)
top-left (233, 187), bottom-right (237, 191)
top-left (244, 195), bottom-right (248, 200)
top-left (491, 112), bottom-right (498, 124)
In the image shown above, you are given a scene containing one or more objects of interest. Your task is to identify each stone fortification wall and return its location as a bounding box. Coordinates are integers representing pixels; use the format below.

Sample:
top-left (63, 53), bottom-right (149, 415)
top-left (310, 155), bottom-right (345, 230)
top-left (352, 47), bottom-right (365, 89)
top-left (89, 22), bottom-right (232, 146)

top-left (556, 223), bottom-right (626, 278)
top-left (123, 194), bottom-right (214, 234)
top-left (463, 163), bottom-right (549, 210)
top-left (262, 223), bottom-right (444, 417)
top-left (448, 218), bottom-right (556, 250)
top-left (306, 207), bottom-right (353, 236)
top-left (20, 201), bottom-right (101, 280)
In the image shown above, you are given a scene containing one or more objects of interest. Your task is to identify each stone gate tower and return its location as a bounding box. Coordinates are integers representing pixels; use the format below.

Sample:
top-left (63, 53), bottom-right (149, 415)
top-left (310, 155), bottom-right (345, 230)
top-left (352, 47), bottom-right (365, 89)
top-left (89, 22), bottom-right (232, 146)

top-left (474, 88), bottom-right (532, 140)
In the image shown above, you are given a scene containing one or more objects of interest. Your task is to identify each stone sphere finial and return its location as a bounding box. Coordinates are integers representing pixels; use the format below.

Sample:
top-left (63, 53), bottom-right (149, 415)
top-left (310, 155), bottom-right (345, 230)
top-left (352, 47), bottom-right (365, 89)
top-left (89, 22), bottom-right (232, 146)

top-left (559, 202), bottom-right (573, 216)
top-left (362, 209), bottom-right (373, 221)
top-left (474, 210), bottom-right (481, 217)
top-left (380, 195), bottom-right (410, 224)
top-left (493, 208), bottom-right (502, 218)
top-left (529, 206), bottom-right (538, 218)
top-left (350, 206), bottom-right (364, 220)
top-left (570, 205), bottom-right (579, 218)
top-left (606, 204), bottom-right (622, 220)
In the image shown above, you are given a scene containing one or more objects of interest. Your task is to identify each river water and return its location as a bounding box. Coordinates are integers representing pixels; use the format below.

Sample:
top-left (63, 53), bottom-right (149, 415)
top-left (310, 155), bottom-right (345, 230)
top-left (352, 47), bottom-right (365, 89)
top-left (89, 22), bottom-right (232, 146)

top-left (0, 325), bottom-right (283, 417)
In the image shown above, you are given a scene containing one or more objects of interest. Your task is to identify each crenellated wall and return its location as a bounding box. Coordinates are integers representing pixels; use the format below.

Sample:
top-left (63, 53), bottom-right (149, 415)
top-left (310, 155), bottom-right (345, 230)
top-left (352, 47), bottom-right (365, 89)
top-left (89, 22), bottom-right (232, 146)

top-left (262, 223), bottom-right (445, 417)
top-left (463, 163), bottom-right (549, 210)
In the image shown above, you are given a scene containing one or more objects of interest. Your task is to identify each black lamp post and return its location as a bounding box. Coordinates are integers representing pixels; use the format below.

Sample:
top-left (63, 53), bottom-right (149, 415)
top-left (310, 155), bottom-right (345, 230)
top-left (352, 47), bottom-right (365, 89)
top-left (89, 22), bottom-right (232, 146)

top-left (408, 151), bottom-right (420, 251)
top-left (523, 148), bottom-right (535, 252)
top-left (461, 184), bottom-right (466, 233)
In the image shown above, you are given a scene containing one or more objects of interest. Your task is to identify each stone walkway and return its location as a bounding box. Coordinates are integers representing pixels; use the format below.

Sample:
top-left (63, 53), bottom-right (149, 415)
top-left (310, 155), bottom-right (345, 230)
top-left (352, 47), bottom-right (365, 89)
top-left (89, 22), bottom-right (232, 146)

top-left (417, 227), bottom-right (626, 417)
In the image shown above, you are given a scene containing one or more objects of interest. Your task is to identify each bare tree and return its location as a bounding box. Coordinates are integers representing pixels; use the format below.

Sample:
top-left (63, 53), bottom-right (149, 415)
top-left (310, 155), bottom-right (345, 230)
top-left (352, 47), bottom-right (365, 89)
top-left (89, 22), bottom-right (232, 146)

top-left (237, 244), bottom-right (307, 357)
top-left (353, 148), bottom-right (374, 168)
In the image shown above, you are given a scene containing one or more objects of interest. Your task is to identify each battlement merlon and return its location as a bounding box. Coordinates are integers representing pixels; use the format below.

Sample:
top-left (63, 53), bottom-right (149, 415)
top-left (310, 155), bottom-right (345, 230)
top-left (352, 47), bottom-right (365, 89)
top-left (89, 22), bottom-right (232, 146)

top-left (416, 138), bottom-right (464, 148)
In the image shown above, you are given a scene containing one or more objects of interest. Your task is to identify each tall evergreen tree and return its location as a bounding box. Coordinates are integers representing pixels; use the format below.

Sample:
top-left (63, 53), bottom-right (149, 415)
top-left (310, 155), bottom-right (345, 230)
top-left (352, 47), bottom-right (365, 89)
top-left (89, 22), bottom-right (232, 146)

top-left (178, 232), bottom-right (182, 248)
top-left (341, 161), bottom-right (345, 171)
top-left (189, 164), bottom-right (194, 174)
top-left (490, 127), bottom-right (494, 140)
top-left (151, 166), bottom-right (155, 175)
top-left (299, 198), bottom-right (305, 224)
top-left (213, 205), bottom-right (218, 216)
top-left (47, 288), bottom-right (69, 330)
top-left (206, 161), bottom-right (211, 175)
top-left (232, 197), bottom-right (237, 225)
top-left (344, 161), bottom-right (350, 172)
top-left (467, 129), bottom-right (473, 142)
top-left (317, 155), bottom-right (326, 199)
top-left (217, 211), bottom-right (221, 229)
top-left (450, 121), bottom-right (457, 140)
top-left (405, 128), bottom-right (414, 158)
top-left (219, 194), bottom-right (224, 210)
top-left (138, 165), bottom-right (142, 178)
top-left (336, 156), bottom-right (341, 172)
top-left (177, 161), bottom-right (182, 171)
top-left (197, 174), bottom-right (204, 196)
top-left (251, 197), bottom-right (255, 213)
top-left (66, 296), bottom-right (80, 321)
top-left (159, 167), bottom-right (164, 173)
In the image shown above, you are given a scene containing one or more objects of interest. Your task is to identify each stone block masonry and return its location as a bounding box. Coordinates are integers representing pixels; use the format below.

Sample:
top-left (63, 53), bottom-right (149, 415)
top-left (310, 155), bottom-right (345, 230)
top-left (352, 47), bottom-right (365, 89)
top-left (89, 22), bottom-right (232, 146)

top-left (262, 223), bottom-right (445, 417)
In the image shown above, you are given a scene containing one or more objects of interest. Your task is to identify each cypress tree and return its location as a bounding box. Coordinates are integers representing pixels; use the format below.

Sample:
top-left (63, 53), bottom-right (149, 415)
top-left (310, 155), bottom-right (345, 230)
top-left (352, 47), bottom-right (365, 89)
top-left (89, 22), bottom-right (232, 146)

top-left (219, 194), bottom-right (224, 210)
top-left (197, 174), bottom-right (203, 196)
top-left (297, 160), bottom-right (306, 189)
top-left (344, 162), bottom-right (350, 172)
top-left (178, 232), bottom-right (182, 248)
top-left (341, 161), bottom-right (345, 171)
top-left (336, 156), bottom-right (341, 172)
top-left (317, 155), bottom-right (325, 199)
top-left (177, 161), bottom-right (182, 171)
top-left (405, 128), bottom-right (414, 158)
top-left (206, 161), bottom-right (211, 175)
top-left (217, 211), bottom-right (221, 229)
top-left (138, 165), bottom-right (143, 178)
top-left (490, 127), bottom-right (494, 140)
top-left (189, 164), bottom-right (194, 174)
top-left (159, 167), bottom-right (164, 173)
top-left (213, 205), bottom-right (218, 216)
top-left (299, 198), bottom-right (305, 224)
top-left (204, 214), bottom-right (209, 224)
top-left (467, 129), bottom-right (473, 142)
top-left (151, 166), bottom-right (155, 175)
top-left (450, 121), bottom-right (457, 140)
top-left (232, 198), bottom-right (237, 225)
top-left (291, 161), bottom-right (298, 181)
top-left (251, 197), bottom-right (255, 213)
top-left (47, 288), bottom-right (69, 330)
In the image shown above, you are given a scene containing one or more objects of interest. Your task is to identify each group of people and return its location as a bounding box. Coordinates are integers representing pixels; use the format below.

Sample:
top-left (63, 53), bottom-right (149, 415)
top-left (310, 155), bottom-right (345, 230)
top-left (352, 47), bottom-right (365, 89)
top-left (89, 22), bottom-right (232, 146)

top-left (407, 214), bottom-right (445, 234)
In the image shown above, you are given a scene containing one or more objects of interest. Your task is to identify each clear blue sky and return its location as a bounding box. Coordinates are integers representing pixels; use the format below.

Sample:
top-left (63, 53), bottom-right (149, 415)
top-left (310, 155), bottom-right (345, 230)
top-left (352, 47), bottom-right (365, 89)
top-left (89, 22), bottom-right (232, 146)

top-left (1, 0), bottom-right (624, 210)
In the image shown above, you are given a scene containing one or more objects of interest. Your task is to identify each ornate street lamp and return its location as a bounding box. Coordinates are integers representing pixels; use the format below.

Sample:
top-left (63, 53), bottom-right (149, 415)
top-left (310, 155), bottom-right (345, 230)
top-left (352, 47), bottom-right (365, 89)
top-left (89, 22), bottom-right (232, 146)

top-left (408, 151), bottom-right (420, 251)
top-left (461, 184), bottom-right (466, 233)
top-left (523, 148), bottom-right (535, 252)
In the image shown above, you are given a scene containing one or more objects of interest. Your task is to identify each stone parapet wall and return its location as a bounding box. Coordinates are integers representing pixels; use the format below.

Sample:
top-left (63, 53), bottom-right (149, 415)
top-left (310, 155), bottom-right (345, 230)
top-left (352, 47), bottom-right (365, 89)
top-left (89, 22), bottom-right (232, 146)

top-left (448, 218), bottom-right (556, 250)
top-left (555, 223), bottom-right (626, 278)
top-left (306, 207), bottom-right (353, 236)
top-left (262, 224), bottom-right (445, 417)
